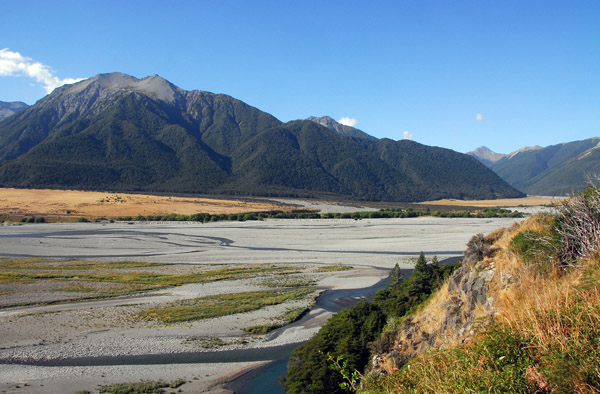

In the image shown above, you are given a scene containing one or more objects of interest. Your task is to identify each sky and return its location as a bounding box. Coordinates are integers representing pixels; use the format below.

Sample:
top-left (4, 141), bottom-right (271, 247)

top-left (1, 0), bottom-right (599, 154)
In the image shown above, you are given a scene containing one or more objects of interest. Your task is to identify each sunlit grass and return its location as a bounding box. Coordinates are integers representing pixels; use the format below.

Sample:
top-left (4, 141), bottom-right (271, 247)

top-left (0, 258), bottom-right (304, 307)
top-left (139, 289), bottom-right (315, 324)
top-left (244, 305), bottom-right (311, 334)
top-left (316, 264), bottom-right (352, 272)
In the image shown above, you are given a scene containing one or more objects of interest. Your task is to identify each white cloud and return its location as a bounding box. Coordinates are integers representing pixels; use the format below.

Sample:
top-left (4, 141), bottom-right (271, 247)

top-left (338, 117), bottom-right (358, 127)
top-left (476, 113), bottom-right (484, 121)
top-left (0, 48), bottom-right (84, 94)
top-left (402, 131), bottom-right (414, 140)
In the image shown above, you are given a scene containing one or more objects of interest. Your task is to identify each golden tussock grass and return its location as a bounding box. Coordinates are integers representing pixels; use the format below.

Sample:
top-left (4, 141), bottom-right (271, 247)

top-left (0, 187), bottom-right (294, 219)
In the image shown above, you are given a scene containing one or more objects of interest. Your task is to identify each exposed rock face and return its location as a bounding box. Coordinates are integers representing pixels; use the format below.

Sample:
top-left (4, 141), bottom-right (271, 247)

top-left (370, 244), bottom-right (500, 375)
top-left (467, 146), bottom-right (505, 167)
top-left (307, 116), bottom-right (377, 140)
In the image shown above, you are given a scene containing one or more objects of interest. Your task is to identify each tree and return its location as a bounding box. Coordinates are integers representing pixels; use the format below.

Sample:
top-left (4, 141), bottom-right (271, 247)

top-left (283, 302), bottom-right (385, 394)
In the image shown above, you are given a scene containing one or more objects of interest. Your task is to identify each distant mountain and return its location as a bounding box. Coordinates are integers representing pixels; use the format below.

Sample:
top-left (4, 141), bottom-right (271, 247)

top-left (0, 101), bottom-right (29, 121)
top-left (489, 138), bottom-right (600, 196)
top-left (467, 146), bottom-right (505, 167)
top-left (0, 72), bottom-right (523, 202)
top-left (306, 116), bottom-right (377, 141)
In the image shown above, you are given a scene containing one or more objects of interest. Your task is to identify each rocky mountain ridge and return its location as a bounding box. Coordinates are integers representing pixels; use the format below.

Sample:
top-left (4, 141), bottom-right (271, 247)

top-left (467, 146), bottom-right (506, 167)
top-left (306, 116), bottom-right (377, 140)
top-left (491, 138), bottom-right (600, 196)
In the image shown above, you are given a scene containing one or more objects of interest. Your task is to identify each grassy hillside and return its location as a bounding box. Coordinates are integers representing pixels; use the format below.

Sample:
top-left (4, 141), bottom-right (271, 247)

top-left (362, 188), bottom-right (600, 393)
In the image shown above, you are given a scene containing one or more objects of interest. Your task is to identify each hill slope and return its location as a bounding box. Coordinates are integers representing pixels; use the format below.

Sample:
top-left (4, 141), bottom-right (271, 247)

top-left (490, 138), bottom-right (600, 195)
top-left (364, 190), bottom-right (600, 392)
top-left (0, 73), bottom-right (523, 201)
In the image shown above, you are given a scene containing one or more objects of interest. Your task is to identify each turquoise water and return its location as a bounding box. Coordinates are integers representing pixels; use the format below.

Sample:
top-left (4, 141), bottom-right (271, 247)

top-left (232, 275), bottom-right (394, 393)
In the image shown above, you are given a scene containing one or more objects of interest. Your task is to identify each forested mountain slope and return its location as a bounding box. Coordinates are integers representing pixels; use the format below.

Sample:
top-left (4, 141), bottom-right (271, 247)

top-left (474, 138), bottom-right (600, 196)
top-left (0, 73), bottom-right (523, 202)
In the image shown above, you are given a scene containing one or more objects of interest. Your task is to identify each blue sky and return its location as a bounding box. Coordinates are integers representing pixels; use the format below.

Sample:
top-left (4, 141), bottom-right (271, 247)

top-left (1, 1), bottom-right (599, 153)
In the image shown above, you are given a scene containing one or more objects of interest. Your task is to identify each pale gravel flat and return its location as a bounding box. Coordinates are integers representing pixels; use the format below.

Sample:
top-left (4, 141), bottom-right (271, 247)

top-left (0, 362), bottom-right (260, 393)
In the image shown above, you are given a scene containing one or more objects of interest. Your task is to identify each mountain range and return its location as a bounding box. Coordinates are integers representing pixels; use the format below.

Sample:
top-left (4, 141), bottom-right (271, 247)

top-left (469, 139), bottom-right (600, 196)
top-left (0, 101), bottom-right (29, 121)
top-left (0, 72), bottom-right (523, 202)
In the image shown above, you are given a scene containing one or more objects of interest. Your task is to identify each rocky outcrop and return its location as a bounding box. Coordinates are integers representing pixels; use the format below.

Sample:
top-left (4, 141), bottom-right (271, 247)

top-left (306, 116), bottom-right (377, 140)
top-left (370, 235), bottom-right (503, 375)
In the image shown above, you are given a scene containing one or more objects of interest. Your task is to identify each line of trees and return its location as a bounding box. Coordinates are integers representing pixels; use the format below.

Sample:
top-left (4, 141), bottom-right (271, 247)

top-left (112, 207), bottom-right (522, 223)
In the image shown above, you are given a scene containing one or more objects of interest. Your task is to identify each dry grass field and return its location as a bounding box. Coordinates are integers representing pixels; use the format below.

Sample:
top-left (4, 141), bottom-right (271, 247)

top-left (0, 188), bottom-right (295, 221)
top-left (418, 196), bottom-right (558, 207)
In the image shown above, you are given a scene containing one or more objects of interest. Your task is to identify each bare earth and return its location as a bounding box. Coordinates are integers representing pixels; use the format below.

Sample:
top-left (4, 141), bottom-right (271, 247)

top-left (0, 188), bottom-right (296, 220)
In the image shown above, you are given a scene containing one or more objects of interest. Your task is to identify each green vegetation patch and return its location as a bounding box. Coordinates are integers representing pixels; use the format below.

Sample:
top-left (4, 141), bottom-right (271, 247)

top-left (119, 207), bottom-right (524, 223)
top-left (0, 259), bottom-right (299, 286)
top-left (364, 324), bottom-right (536, 393)
top-left (184, 336), bottom-right (229, 349)
top-left (98, 379), bottom-right (185, 394)
top-left (316, 264), bottom-right (353, 272)
top-left (0, 257), bottom-right (161, 271)
top-left (244, 306), bottom-right (310, 334)
top-left (510, 229), bottom-right (559, 266)
top-left (283, 254), bottom-right (460, 394)
top-left (259, 276), bottom-right (316, 288)
top-left (139, 288), bottom-right (314, 324)
top-left (0, 258), bottom-right (303, 307)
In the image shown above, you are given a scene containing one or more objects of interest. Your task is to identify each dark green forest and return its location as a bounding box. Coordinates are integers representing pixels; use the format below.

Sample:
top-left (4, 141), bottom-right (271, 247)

top-left (282, 253), bottom-right (460, 394)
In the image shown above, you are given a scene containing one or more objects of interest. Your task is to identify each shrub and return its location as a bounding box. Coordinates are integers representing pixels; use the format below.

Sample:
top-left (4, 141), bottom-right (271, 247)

top-left (463, 233), bottom-right (492, 265)
top-left (555, 186), bottom-right (600, 265)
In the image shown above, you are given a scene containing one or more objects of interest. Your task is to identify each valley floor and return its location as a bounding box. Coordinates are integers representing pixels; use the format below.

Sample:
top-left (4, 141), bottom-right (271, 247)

top-left (0, 217), bottom-right (525, 393)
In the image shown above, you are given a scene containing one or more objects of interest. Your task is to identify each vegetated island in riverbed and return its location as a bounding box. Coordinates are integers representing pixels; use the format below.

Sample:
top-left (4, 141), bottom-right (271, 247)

top-left (8, 206), bottom-right (525, 225)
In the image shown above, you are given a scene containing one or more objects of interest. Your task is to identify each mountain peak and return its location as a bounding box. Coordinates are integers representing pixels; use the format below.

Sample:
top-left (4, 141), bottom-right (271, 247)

top-left (467, 146), bottom-right (505, 167)
top-left (65, 72), bottom-right (182, 103)
top-left (0, 101), bottom-right (29, 120)
top-left (306, 116), bottom-right (377, 140)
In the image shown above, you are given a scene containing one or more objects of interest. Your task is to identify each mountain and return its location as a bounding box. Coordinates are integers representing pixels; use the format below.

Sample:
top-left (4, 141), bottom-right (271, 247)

top-left (306, 116), bottom-right (377, 141)
top-left (489, 138), bottom-right (600, 196)
top-left (0, 101), bottom-right (29, 121)
top-left (467, 146), bottom-right (505, 167)
top-left (0, 72), bottom-right (523, 202)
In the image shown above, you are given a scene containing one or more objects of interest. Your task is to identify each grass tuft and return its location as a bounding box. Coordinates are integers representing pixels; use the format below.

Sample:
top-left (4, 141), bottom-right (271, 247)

top-left (98, 379), bottom-right (185, 394)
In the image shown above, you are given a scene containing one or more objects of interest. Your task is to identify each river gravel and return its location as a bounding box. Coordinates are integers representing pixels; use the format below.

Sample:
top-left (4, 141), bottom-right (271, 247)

top-left (0, 216), bottom-right (525, 392)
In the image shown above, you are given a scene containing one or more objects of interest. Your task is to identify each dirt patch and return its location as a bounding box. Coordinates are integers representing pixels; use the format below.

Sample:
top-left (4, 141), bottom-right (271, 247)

top-left (0, 188), bottom-right (295, 220)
